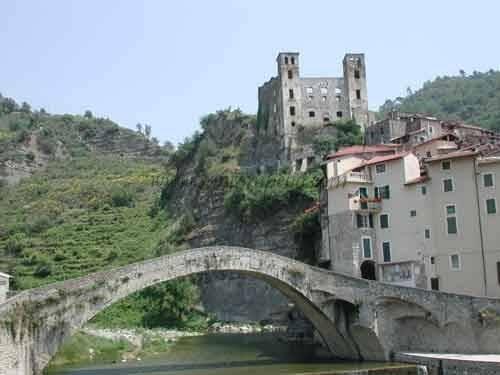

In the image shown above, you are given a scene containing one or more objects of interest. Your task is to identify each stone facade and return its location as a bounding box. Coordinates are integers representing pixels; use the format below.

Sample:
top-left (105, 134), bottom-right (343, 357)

top-left (1, 246), bottom-right (500, 375)
top-left (258, 52), bottom-right (371, 164)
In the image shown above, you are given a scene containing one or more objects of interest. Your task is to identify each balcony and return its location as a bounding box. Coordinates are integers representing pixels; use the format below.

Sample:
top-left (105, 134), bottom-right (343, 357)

top-left (328, 171), bottom-right (372, 189)
top-left (349, 197), bottom-right (382, 212)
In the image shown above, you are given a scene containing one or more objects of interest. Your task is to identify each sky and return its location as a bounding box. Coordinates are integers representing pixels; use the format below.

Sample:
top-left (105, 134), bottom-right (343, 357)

top-left (1, 1), bottom-right (499, 145)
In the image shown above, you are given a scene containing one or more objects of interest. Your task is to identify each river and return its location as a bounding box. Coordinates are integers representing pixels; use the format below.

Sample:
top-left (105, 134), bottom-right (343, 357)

top-left (48, 333), bottom-right (401, 375)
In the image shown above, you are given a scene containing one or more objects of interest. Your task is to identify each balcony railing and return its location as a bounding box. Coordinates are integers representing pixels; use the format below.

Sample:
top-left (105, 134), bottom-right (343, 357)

top-left (349, 197), bottom-right (382, 212)
top-left (328, 171), bottom-right (372, 189)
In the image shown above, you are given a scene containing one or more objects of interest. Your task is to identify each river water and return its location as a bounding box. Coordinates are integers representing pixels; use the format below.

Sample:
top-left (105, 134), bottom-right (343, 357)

top-left (49, 333), bottom-right (396, 375)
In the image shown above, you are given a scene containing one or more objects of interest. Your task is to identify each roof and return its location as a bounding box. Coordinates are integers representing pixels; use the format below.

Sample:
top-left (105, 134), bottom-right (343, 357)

top-left (412, 133), bottom-right (458, 148)
top-left (425, 150), bottom-right (479, 163)
top-left (326, 144), bottom-right (398, 160)
top-left (361, 152), bottom-right (408, 167)
top-left (478, 157), bottom-right (500, 166)
top-left (0, 272), bottom-right (11, 279)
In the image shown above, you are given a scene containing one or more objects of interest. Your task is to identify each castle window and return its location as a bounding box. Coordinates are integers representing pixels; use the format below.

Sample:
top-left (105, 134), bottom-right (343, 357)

top-left (285, 56), bottom-right (289, 64)
top-left (308, 95), bottom-right (313, 101)
top-left (320, 87), bottom-right (328, 95)
top-left (288, 70), bottom-right (293, 79)
top-left (356, 89), bottom-right (361, 100)
top-left (289, 106), bottom-right (296, 116)
top-left (291, 121), bottom-right (296, 127)
top-left (335, 88), bottom-right (342, 94)
top-left (336, 95), bottom-right (342, 102)
top-left (336, 111), bottom-right (343, 118)
top-left (309, 111), bottom-right (315, 118)
top-left (291, 57), bottom-right (295, 65)
top-left (289, 89), bottom-right (294, 99)
top-left (354, 69), bottom-right (360, 79)
top-left (306, 87), bottom-right (313, 95)
top-left (323, 117), bottom-right (330, 123)
top-left (322, 96), bottom-right (327, 102)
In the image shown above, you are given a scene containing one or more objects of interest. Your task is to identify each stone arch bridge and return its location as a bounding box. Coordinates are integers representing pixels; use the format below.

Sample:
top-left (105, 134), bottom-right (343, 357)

top-left (1, 246), bottom-right (500, 375)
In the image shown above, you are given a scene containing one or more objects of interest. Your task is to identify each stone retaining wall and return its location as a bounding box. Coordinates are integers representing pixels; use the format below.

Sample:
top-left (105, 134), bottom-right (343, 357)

top-left (395, 353), bottom-right (500, 375)
top-left (298, 365), bottom-right (418, 374)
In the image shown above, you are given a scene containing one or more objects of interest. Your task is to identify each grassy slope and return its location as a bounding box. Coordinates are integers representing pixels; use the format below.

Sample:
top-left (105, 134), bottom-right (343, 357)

top-left (0, 156), bottom-right (168, 289)
top-left (379, 70), bottom-right (500, 130)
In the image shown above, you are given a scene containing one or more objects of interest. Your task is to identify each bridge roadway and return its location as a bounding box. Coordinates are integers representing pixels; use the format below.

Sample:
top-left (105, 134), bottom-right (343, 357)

top-left (0, 246), bottom-right (499, 375)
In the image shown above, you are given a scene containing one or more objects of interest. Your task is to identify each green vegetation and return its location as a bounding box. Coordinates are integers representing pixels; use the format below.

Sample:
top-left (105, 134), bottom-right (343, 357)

top-left (91, 279), bottom-right (209, 331)
top-left (224, 169), bottom-right (322, 222)
top-left (379, 69), bottom-right (500, 130)
top-left (312, 120), bottom-right (363, 157)
top-left (290, 210), bottom-right (321, 264)
top-left (46, 332), bottom-right (134, 368)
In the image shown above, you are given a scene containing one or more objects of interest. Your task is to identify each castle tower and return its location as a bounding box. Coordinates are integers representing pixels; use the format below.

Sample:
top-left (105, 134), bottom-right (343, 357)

top-left (277, 52), bottom-right (301, 156)
top-left (343, 54), bottom-right (369, 131)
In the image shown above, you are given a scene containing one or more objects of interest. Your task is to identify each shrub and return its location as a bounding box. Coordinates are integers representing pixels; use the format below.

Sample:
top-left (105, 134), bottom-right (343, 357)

top-left (4, 234), bottom-right (25, 256)
top-left (110, 188), bottom-right (134, 208)
top-left (34, 259), bottom-right (53, 278)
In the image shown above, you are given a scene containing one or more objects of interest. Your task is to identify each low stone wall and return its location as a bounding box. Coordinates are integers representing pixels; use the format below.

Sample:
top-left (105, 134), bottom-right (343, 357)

top-left (297, 365), bottom-right (418, 374)
top-left (395, 353), bottom-right (500, 375)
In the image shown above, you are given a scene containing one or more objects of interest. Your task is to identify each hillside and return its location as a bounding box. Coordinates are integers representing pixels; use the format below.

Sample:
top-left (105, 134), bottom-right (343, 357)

top-left (379, 69), bottom-right (500, 130)
top-left (0, 93), bottom-right (168, 186)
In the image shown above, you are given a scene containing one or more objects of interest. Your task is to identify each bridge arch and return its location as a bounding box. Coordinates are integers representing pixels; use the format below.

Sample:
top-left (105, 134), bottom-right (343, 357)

top-left (0, 246), bottom-right (365, 374)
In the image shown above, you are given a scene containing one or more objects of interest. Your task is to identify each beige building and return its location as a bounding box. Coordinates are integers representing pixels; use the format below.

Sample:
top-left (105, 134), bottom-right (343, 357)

top-left (321, 147), bottom-right (500, 297)
top-left (0, 272), bottom-right (11, 303)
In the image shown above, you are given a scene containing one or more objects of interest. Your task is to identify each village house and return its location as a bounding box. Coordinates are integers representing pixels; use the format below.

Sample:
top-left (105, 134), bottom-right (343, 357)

top-left (320, 146), bottom-right (500, 298)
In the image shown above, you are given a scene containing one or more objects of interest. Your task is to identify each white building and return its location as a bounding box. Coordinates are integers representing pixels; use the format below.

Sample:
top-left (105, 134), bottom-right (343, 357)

top-left (0, 272), bottom-right (11, 303)
top-left (320, 146), bottom-right (500, 297)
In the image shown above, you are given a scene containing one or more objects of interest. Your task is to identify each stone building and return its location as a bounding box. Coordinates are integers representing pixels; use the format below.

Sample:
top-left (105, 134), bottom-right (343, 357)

top-left (320, 146), bottom-right (500, 298)
top-left (0, 272), bottom-right (11, 303)
top-left (258, 52), bottom-right (371, 166)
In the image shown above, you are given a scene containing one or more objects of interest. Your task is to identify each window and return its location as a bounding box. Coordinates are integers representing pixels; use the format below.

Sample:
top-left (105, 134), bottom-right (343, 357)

top-left (336, 95), bottom-right (342, 102)
top-left (320, 87), bottom-right (328, 95)
top-left (431, 277), bottom-right (439, 291)
top-left (380, 214), bottom-right (389, 229)
top-left (425, 229), bottom-right (431, 239)
top-left (291, 57), bottom-right (295, 64)
top-left (336, 111), bottom-right (343, 118)
top-left (295, 159), bottom-right (302, 171)
top-left (421, 185), bottom-right (427, 195)
top-left (375, 185), bottom-right (390, 200)
top-left (322, 96), bottom-right (327, 102)
top-left (430, 256), bottom-right (435, 265)
top-left (308, 95), bottom-right (313, 101)
top-left (356, 89), bottom-right (361, 100)
top-left (289, 89), bottom-right (294, 99)
top-left (289, 106), bottom-right (296, 116)
top-left (443, 178), bottom-right (454, 192)
top-left (335, 87), bottom-right (342, 94)
top-left (450, 254), bottom-right (461, 270)
top-left (359, 187), bottom-right (368, 198)
top-left (486, 198), bottom-right (497, 214)
top-left (446, 204), bottom-right (458, 234)
top-left (382, 242), bottom-right (391, 262)
top-left (309, 111), bottom-right (315, 118)
top-left (483, 173), bottom-right (495, 188)
top-left (362, 237), bottom-right (372, 258)
top-left (426, 151), bottom-right (432, 158)
top-left (442, 160), bottom-right (451, 170)
top-left (323, 117), bottom-right (330, 123)
top-left (356, 214), bottom-right (373, 228)
top-left (354, 69), bottom-right (360, 79)
top-left (291, 121), bottom-right (296, 127)
top-left (288, 70), bottom-right (293, 79)
top-left (284, 56), bottom-right (289, 64)
top-left (375, 163), bottom-right (386, 174)
top-left (410, 210), bottom-right (417, 217)
top-left (306, 87), bottom-right (313, 95)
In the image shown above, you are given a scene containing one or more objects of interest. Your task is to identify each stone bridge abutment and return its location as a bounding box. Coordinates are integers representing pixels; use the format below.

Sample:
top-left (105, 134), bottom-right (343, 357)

top-left (0, 246), bottom-right (499, 375)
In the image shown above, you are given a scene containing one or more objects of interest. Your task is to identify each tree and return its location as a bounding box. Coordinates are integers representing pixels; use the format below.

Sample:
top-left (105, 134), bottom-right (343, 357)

top-left (21, 102), bottom-right (31, 113)
top-left (136, 123), bottom-right (143, 134)
top-left (144, 124), bottom-right (152, 140)
top-left (84, 110), bottom-right (93, 119)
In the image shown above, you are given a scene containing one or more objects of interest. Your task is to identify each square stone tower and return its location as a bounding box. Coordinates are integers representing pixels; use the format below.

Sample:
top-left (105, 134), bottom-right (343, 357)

top-left (258, 52), bottom-right (371, 164)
